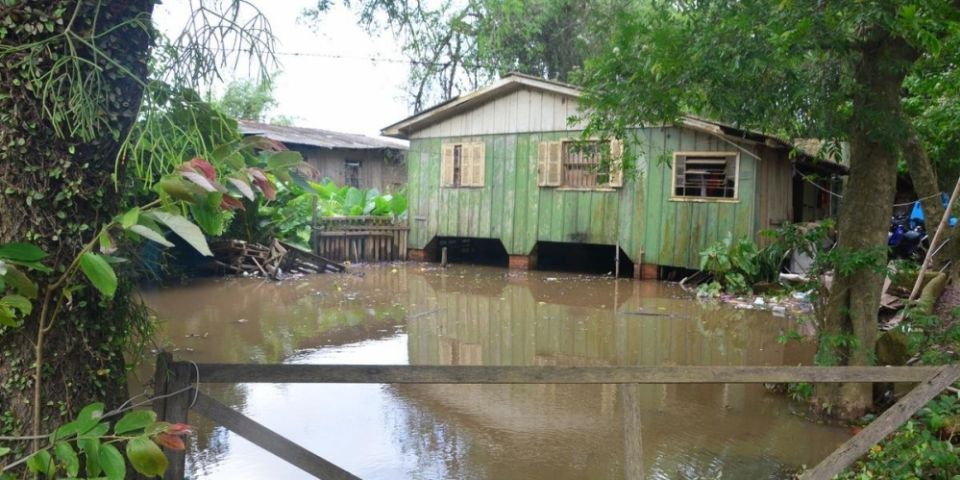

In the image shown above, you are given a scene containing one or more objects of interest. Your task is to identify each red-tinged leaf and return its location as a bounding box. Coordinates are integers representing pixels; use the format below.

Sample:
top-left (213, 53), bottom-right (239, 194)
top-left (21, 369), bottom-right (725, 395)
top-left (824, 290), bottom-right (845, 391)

top-left (247, 168), bottom-right (268, 182)
top-left (227, 177), bottom-right (255, 201)
top-left (219, 195), bottom-right (245, 211)
top-left (153, 433), bottom-right (185, 451)
top-left (181, 171), bottom-right (217, 193)
top-left (165, 423), bottom-right (192, 436)
top-left (254, 177), bottom-right (276, 201)
top-left (188, 157), bottom-right (216, 181)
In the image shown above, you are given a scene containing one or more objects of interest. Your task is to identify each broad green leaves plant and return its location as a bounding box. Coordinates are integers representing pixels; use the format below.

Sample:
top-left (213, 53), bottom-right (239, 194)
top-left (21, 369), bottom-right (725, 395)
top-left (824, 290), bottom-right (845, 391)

top-left (4, 404), bottom-right (192, 479)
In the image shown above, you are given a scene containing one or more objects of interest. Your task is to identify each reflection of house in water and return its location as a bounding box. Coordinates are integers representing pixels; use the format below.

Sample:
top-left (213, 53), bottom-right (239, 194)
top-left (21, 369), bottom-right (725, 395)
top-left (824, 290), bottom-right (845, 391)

top-left (392, 271), bottom-right (846, 478)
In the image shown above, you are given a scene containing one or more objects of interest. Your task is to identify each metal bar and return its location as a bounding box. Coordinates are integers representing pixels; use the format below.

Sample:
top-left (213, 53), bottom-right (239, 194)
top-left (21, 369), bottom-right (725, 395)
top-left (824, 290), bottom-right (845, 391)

top-left (192, 391), bottom-right (361, 480)
top-left (190, 364), bottom-right (942, 385)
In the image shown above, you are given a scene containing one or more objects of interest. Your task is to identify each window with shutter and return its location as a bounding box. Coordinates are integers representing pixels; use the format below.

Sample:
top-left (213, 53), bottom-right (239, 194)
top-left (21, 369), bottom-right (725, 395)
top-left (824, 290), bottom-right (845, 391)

top-left (471, 142), bottom-right (485, 187)
top-left (672, 152), bottom-right (739, 200)
top-left (442, 142), bottom-right (484, 187)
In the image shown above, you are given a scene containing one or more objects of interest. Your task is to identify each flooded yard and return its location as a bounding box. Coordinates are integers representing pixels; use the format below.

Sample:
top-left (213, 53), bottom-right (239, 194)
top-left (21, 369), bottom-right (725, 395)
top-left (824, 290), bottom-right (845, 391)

top-left (136, 264), bottom-right (849, 479)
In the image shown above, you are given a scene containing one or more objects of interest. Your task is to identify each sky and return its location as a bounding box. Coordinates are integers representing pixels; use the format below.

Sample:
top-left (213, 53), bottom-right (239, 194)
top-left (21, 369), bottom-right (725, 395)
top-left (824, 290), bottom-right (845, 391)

top-left (153, 0), bottom-right (412, 138)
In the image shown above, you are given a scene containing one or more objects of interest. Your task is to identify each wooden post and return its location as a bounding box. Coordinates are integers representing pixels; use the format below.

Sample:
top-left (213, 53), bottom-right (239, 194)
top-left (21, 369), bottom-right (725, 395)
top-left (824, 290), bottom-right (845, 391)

top-left (310, 196), bottom-right (319, 254)
top-left (441, 247), bottom-right (448, 268)
top-left (908, 176), bottom-right (960, 302)
top-left (620, 383), bottom-right (644, 480)
top-left (151, 353), bottom-right (192, 480)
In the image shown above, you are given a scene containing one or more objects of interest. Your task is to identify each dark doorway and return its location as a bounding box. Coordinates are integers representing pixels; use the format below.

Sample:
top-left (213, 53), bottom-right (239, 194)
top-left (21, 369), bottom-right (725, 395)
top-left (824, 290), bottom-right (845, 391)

top-left (536, 242), bottom-right (634, 277)
top-left (436, 237), bottom-right (509, 267)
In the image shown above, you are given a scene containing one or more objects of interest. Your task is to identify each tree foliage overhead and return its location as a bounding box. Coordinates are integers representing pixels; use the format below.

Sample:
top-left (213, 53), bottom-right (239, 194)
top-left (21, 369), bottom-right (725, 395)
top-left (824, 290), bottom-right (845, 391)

top-left (579, 1), bottom-right (959, 148)
top-left (305, 0), bottom-right (624, 111)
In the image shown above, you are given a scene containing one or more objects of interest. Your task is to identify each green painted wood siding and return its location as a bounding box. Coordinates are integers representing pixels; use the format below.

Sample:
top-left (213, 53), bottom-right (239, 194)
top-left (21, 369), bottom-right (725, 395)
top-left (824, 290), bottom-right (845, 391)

top-left (407, 127), bottom-right (764, 270)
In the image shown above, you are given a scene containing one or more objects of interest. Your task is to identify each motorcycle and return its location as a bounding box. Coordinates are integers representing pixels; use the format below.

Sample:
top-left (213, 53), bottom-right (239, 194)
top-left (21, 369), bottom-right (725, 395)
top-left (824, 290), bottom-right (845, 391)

top-left (888, 213), bottom-right (928, 260)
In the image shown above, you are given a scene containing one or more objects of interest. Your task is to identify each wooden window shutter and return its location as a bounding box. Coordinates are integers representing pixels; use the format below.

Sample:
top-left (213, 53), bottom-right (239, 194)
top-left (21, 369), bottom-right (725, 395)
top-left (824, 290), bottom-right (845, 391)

top-left (441, 144), bottom-right (455, 187)
top-left (609, 139), bottom-right (624, 187)
top-left (472, 142), bottom-right (485, 187)
top-left (547, 141), bottom-right (563, 186)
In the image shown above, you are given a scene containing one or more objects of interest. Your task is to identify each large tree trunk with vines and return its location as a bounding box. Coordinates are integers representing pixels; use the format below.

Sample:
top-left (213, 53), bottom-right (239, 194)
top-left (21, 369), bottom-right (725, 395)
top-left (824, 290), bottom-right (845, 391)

top-left (817, 31), bottom-right (916, 419)
top-left (0, 0), bottom-right (154, 440)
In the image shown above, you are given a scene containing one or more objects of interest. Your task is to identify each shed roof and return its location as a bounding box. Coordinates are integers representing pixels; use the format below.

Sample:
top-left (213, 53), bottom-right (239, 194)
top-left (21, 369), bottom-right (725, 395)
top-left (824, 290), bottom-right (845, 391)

top-left (382, 74), bottom-right (847, 174)
top-left (239, 120), bottom-right (407, 151)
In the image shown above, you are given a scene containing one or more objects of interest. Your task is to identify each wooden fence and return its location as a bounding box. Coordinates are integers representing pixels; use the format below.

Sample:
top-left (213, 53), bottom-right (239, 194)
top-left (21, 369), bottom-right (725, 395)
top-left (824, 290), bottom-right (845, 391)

top-left (151, 353), bottom-right (960, 480)
top-left (311, 216), bottom-right (408, 263)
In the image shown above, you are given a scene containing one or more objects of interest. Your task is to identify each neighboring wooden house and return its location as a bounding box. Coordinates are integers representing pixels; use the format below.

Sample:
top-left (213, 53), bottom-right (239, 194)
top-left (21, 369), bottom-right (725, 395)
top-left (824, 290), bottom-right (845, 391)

top-left (239, 121), bottom-right (408, 192)
top-left (382, 73), bottom-right (845, 277)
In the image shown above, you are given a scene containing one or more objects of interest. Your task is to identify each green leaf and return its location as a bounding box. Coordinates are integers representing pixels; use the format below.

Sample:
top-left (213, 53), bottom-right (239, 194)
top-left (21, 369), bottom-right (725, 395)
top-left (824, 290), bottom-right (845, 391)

top-left (1, 294), bottom-right (32, 316)
top-left (79, 253), bottom-right (117, 298)
top-left (189, 193), bottom-right (226, 236)
top-left (0, 307), bottom-right (17, 328)
top-left (77, 437), bottom-right (101, 477)
top-left (98, 443), bottom-right (125, 480)
top-left (265, 150), bottom-right (303, 171)
top-left (148, 211), bottom-right (213, 256)
top-left (54, 441), bottom-right (79, 478)
top-left (114, 410), bottom-right (157, 435)
top-left (126, 436), bottom-right (168, 478)
top-left (26, 450), bottom-right (53, 477)
top-left (74, 403), bottom-right (106, 435)
top-left (121, 208), bottom-right (140, 229)
top-left (0, 446), bottom-right (10, 456)
top-left (0, 242), bottom-right (47, 262)
top-left (128, 225), bottom-right (175, 248)
top-left (3, 266), bottom-right (37, 298)
top-left (98, 231), bottom-right (115, 254)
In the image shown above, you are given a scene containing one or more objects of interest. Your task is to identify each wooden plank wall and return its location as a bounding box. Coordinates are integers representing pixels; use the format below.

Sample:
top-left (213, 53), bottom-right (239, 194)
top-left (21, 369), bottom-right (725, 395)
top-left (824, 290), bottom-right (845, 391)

top-left (640, 127), bottom-right (759, 269)
top-left (405, 89), bottom-right (772, 269)
top-left (313, 217), bottom-right (408, 263)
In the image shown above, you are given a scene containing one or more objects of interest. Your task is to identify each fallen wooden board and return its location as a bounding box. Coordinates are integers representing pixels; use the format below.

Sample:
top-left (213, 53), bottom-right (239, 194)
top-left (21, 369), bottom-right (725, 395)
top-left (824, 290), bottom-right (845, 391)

top-left (801, 365), bottom-right (960, 480)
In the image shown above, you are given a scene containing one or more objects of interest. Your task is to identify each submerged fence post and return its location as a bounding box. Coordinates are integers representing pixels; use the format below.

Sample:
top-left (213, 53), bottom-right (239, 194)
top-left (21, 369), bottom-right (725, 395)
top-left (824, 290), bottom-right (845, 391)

top-left (620, 383), bottom-right (644, 480)
top-left (441, 246), bottom-right (448, 267)
top-left (152, 352), bottom-right (192, 480)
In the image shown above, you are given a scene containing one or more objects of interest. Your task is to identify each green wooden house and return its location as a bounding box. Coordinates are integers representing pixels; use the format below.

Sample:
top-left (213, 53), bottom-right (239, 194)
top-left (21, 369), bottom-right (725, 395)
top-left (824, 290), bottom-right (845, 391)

top-left (382, 74), bottom-right (844, 278)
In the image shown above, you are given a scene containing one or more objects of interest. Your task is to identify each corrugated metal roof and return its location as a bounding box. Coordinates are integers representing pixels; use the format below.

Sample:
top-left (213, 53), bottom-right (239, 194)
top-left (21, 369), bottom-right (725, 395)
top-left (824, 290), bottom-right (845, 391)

top-left (239, 120), bottom-right (408, 151)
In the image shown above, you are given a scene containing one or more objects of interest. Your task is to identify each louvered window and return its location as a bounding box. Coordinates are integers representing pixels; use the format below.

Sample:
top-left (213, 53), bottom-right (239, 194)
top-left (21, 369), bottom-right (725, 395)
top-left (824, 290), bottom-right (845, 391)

top-left (672, 152), bottom-right (738, 199)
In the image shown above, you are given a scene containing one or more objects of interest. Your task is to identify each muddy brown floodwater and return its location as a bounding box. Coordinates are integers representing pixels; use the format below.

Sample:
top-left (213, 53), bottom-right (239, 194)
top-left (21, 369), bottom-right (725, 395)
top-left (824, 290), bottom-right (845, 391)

top-left (134, 263), bottom-right (849, 480)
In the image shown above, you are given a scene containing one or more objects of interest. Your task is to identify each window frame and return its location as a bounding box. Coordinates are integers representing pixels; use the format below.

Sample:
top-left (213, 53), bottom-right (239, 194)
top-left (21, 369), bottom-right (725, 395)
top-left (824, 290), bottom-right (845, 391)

top-left (670, 151), bottom-right (740, 202)
top-left (344, 159), bottom-right (362, 188)
top-left (539, 138), bottom-right (623, 191)
top-left (441, 142), bottom-right (485, 188)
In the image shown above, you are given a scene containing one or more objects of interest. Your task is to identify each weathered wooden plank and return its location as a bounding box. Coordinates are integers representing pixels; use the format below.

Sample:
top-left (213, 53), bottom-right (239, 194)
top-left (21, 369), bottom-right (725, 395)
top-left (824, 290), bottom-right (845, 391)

top-left (152, 353), bottom-right (192, 480)
top-left (478, 136), bottom-right (492, 237)
top-left (490, 135), bottom-right (506, 239)
top-left (621, 383), bottom-right (645, 480)
top-left (801, 365), bottom-right (960, 480)
top-left (502, 134), bottom-right (518, 253)
top-left (513, 133), bottom-right (531, 252)
top-left (192, 391), bottom-right (361, 480)
top-left (523, 133), bottom-right (540, 253)
top-left (192, 364), bottom-right (942, 384)
top-left (425, 139), bottom-right (441, 245)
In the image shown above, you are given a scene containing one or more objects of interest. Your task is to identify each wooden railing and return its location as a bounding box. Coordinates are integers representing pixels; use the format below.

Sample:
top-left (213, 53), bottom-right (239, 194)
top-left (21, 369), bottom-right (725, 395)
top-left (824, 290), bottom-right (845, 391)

top-left (150, 353), bottom-right (960, 480)
top-left (311, 216), bottom-right (408, 263)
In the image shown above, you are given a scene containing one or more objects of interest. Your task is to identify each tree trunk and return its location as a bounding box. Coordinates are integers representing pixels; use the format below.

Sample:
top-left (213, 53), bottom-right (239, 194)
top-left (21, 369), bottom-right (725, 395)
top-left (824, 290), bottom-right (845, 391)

top-left (0, 0), bottom-right (154, 439)
top-left (818, 32), bottom-right (916, 419)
